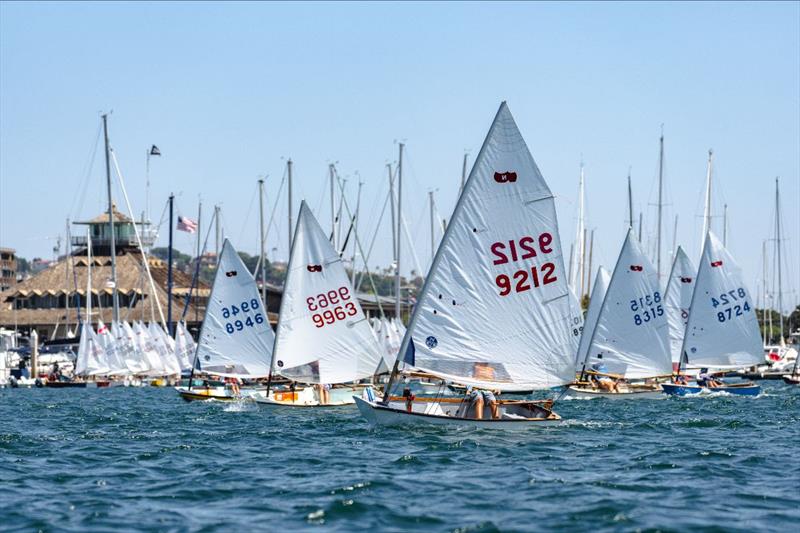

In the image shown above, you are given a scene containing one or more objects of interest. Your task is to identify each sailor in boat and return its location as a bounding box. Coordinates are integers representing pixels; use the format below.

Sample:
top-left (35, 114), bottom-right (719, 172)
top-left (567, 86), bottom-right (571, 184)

top-left (466, 386), bottom-right (500, 420)
top-left (590, 360), bottom-right (621, 393)
top-left (315, 383), bottom-right (331, 405)
top-left (673, 373), bottom-right (690, 385)
top-left (696, 368), bottom-right (722, 388)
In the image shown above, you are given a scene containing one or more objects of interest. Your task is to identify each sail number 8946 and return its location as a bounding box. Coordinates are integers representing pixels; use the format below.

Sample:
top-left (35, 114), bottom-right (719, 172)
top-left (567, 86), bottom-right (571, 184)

top-left (222, 298), bottom-right (264, 334)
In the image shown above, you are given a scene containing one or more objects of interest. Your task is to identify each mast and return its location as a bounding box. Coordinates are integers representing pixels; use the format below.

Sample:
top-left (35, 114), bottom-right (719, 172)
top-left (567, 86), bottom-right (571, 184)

top-left (214, 205), bottom-right (221, 261)
top-left (102, 113), bottom-right (120, 323)
top-left (287, 158), bottom-right (293, 250)
top-left (86, 228), bottom-right (92, 327)
top-left (638, 212), bottom-right (643, 243)
top-left (428, 190), bottom-right (435, 263)
top-left (351, 178), bottom-right (362, 286)
top-left (395, 143), bottom-right (404, 321)
top-left (723, 204), bottom-right (728, 246)
top-left (195, 201), bottom-right (202, 325)
top-left (167, 194), bottom-right (174, 336)
top-left (387, 163), bottom-right (397, 274)
top-left (329, 163), bottom-right (336, 248)
top-left (259, 178), bottom-right (267, 307)
top-left (627, 168), bottom-right (634, 231)
top-left (572, 162), bottom-right (586, 293)
top-left (65, 219), bottom-right (70, 335)
top-left (580, 228), bottom-right (588, 298)
top-left (587, 229), bottom-right (594, 296)
top-left (656, 129), bottom-right (664, 281)
top-left (761, 240), bottom-right (768, 347)
top-left (672, 214), bottom-right (678, 265)
top-left (775, 177), bottom-right (784, 343)
top-left (702, 149), bottom-right (714, 247)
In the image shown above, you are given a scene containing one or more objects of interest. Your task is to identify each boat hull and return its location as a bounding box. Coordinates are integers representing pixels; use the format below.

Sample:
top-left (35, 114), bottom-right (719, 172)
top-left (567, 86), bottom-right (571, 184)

top-left (661, 382), bottom-right (761, 397)
top-left (175, 386), bottom-right (239, 402)
top-left (564, 384), bottom-right (663, 399)
top-left (253, 385), bottom-right (360, 407)
top-left (354, 396), bottom-right (561, 428)
top-left (782, 375), bottom-right (800, 385)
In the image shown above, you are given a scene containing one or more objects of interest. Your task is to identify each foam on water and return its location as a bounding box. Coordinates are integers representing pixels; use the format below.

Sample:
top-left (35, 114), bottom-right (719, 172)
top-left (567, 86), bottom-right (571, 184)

top-left (0, 382), bottom-right (798, 532)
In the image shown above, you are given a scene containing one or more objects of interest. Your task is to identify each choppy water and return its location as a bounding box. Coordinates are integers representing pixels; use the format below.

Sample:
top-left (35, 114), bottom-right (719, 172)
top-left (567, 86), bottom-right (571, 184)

top-left (1, 383), bottom-right (798, 532)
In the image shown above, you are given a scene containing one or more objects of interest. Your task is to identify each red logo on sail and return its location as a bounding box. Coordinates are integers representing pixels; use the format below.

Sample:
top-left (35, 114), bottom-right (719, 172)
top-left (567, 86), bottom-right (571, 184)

top-left (711, 260), bottom-right (723, 267)
top-left (225, 270), bottom-right (238, 277)
top-left (630, 265), bottom-right (643, 272)
top-left (680, 277), bottom-right (693, 283)
top-left (307, 264), bottom-right (322, 273)
top-left (493, 171), bottom-right (517, 183)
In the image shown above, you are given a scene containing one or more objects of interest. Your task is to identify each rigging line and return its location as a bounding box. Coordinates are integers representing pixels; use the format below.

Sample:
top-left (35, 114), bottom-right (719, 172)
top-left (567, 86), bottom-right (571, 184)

top-left (69, 123), bottom-right (103, 219)
top-left (180, 209), bottom-right (217, 321)
top-left (237, 181), bottom-right (259, 245)
top-left (109, 147), bottom-right (168, 331)
top-left (252, 169), bottom-right (287, 276)
top-left (355, 186), bottom-right (392, 292)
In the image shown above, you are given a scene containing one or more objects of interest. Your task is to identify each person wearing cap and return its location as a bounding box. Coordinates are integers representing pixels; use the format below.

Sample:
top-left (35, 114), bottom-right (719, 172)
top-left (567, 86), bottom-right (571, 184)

top-left (590, 360), bottom-right (620, 393)
top-left (466, 386), bottom-right (499, 420)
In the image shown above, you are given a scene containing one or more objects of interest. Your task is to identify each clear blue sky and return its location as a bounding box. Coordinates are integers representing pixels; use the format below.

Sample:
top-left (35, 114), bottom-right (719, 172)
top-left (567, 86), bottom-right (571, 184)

top-left (1, 1), bottom-right (798, 311)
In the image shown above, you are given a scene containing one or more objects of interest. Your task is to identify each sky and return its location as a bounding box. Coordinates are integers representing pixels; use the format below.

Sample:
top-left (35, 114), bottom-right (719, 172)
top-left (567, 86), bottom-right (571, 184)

top-left (1, 1), bottom-right (798, 312)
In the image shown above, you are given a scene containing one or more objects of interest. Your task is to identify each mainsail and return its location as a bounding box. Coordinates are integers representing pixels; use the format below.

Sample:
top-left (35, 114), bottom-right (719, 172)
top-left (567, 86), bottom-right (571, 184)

top-left (664, 247), bottom-right (695, 364)
top-left (397, 102), bottom-right (577, 390)
top-left (575, 266), bottom-right (611, 368)
top-left (174, 321), bottom-right (195, 371)
top-left (582, 230), bottom-right (671, 379)
top-left (680, 231), bottom-right (762, 369)
top-left (75, 323), bottom-right (109, 377)
top-left (272, 202), bottom-right (384, 384)
top-left (195, 239), bottom-right (274, 377)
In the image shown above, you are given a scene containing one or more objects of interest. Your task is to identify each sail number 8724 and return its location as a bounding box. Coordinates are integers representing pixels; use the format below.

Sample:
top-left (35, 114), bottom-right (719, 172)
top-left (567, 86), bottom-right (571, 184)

top-left (712, 288), bottom-right (751, 322)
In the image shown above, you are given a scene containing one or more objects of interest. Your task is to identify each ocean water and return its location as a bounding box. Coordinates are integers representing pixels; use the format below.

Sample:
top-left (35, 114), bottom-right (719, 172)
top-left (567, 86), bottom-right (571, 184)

top-left (1, 383), bottom-right (798, 532)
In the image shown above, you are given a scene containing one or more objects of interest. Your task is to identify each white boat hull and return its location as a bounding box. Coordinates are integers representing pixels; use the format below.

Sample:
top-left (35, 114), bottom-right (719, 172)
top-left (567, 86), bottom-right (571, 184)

top-left (354, 396), bottom-right (561, 428)
top-left (253, 385), bottom-right (360, 407)
top-left (564, 384), bottom-right (664, 400)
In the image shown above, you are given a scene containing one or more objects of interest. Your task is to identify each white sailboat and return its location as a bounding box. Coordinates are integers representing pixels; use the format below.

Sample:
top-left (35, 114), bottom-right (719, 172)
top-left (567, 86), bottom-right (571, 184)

top-left (255, 201), bottom-right (384, 407)
top-left (356, 102), bottom-right (575, 426)
top-left (573, 267), bottom-right (611, 369)
top-left (174, 321), bottom-right (195, 371)
top-left (664, 246), bottom-right (695, 368)
top-left (662, 231), bottom-right (762, 396)
top-left (567, 230), bottom-right (671, 398)
top-left (177, 238), bottom-right (275, 401)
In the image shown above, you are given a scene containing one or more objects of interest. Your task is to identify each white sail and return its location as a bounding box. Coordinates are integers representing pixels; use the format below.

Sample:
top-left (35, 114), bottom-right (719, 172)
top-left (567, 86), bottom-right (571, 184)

top-left (118, 321), bottom-right (149, 374)
top-left (568, 288), bottom-right (585, 361)
top-left (680, 231), bottom-right (762, 369)
top-left (174, 321), bottom-right (195, 371)
top-left (575, 267), bottom-right (611, 368)
top-left (75, 323), bottom-right (108, 376)
top-left (582, 230), bottom-right (671, 379)
top-left (273, 202), bottom-right (384, 384)
top-left (97, 320), bottom-right (127, 375)
top-left (398, 102), bottom-right (577, 390)
top-left (664, 247), bottom-right (695, 364)
top-left (195, 239), bottom-right (274, 377)
top-left (148, 322), bottom-right (180, 375)
top-left (134, 321), bottom-right (164, 375)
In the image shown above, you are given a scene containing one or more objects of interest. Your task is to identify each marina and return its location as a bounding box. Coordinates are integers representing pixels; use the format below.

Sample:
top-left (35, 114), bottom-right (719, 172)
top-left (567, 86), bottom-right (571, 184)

top-left (1, 2), bottom-right (799, 531)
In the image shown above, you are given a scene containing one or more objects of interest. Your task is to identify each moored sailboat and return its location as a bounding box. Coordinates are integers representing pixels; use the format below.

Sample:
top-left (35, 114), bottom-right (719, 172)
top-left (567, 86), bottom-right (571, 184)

top-left (355, 102), bottom-right (576, 426)
top-left (662, 231), bottom-right (762, 396)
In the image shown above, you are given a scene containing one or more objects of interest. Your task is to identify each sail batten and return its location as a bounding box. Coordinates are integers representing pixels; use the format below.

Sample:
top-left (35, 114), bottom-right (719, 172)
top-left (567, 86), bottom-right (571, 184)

top-left (397, 102), bottom-right (578, 390)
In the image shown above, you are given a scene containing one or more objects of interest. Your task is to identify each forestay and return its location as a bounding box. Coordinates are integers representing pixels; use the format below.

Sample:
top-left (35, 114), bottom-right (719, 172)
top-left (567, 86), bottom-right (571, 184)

top-left (681, 231), bottom-right (762, 369)
top-left (582, 230), bottom-right (671, 379)
top-left (575, 267), bottom-right (610, 369)
top-left (399, 102), bottom-right (578, 391)
top-left (195, 239), bottom-right (274, 378)
top-left (273, 202), bottom-right (383, 384)
top-left (664, 247), bottom-right (695, 364)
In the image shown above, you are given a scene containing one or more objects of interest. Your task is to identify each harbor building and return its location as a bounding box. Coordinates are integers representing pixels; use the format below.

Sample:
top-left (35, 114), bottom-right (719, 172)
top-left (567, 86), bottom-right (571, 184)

top-left (0, 247), bottom-right (16, 292)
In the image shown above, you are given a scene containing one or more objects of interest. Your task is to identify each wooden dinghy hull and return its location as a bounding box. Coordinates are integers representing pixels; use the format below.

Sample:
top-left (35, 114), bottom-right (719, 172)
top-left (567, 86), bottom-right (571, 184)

top-left (661, 382), bottom-right (761, 397)
top-left (175, 386), bottom-right (239, 402)
top-left (782, 375), bottom-right (800, 385)
top-left (564, 384), bottom-right (663, 399)
top-left (253, 386), bottom-right (362, 408)
top-left (354, 396), bottom-right (561, 428)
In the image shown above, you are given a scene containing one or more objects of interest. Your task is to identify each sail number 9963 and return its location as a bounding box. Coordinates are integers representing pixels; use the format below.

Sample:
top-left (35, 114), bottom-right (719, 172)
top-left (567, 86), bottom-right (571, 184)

top-left (491, 233), bottom-right (557, 296)
top-left (307, 287), bottom-right (357, 328)
top-left (222, 298), bottom-right (264, 334)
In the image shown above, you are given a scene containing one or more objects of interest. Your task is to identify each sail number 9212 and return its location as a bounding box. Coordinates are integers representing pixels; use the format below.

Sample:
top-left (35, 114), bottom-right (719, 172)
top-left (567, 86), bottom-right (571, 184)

top-left (221, 298), bottom-right (264, 334)
top-left (307, 287), bottom-right (357, 328)
top-left (491, 233), bottom-right (557, 296)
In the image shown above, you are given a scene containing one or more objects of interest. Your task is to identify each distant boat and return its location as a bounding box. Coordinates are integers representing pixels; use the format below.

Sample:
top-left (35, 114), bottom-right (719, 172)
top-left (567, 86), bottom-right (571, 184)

top-left (356, 102), bottom-right (576, 427)
top-left (176, 238), bottom-right (275, 402)
top-left (567, 229), bottom-right (671, 399)
top-left (664, 246), bottom-right (695, 369)
top-left (255, 202), bottom-right (384, 407)
top-left (662, 231), bottom-right (762, 396)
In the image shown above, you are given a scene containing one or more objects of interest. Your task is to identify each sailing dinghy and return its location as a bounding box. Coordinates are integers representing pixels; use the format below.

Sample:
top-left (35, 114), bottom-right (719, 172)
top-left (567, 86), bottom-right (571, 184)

top-left (566, 230), bottom-right (671, 399)
top-left (664, 246), bottom-right (696, 372)
top-left (662, 231), bottom-right (762, 396)
top-left (355, 102), bottom-right (577, 427)
top-left (176, 238), bottom-right (275, 402)
top-left (254, 202), bottom-right (384, 407)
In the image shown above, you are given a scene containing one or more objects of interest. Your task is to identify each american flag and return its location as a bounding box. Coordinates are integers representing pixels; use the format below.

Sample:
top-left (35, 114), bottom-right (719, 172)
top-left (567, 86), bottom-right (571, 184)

top-left (177, 216), bottom-right (198, 233)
